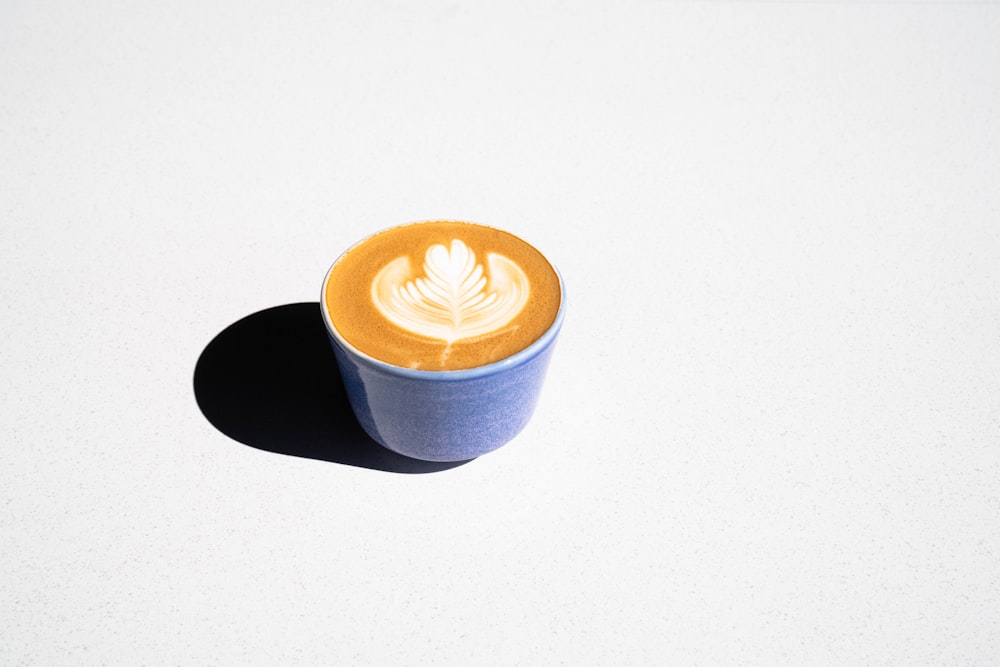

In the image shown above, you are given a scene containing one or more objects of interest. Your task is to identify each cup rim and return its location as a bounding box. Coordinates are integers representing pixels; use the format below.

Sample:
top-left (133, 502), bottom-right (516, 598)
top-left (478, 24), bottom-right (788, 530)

top-left (320, 220), bottom-right (566, 381)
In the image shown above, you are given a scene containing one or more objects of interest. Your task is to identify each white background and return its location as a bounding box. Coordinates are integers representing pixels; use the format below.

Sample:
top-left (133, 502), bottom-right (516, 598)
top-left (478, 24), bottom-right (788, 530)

top-left (2, 0), bottom-right (998, 664)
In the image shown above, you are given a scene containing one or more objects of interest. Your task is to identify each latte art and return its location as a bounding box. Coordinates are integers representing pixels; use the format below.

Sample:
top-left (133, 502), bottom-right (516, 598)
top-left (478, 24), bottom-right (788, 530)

top-left (324, 221), bottom-right (561, 370)
top-left (371, 239), bottom-right (530, 344)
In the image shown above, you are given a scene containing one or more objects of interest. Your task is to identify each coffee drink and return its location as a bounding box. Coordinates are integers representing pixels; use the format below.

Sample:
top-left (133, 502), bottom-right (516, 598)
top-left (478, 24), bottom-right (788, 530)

top-left (324, 221), bottom-right (562, 371)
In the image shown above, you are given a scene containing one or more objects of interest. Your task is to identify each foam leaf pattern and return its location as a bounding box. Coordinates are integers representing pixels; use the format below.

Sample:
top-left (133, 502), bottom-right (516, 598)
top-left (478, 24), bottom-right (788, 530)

top-left (371, 239), bottom-right (530, 344)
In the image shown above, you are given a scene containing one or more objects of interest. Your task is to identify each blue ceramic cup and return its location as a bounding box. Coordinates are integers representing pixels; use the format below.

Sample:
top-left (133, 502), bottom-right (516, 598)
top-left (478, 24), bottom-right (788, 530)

top-left (321, 227), bottom-right (565, 462)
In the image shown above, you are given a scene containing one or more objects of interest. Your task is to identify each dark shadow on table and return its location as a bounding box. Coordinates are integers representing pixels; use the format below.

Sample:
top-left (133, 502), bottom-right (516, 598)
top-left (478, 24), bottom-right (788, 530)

top-left (193, 302), bottom-right (472, 474)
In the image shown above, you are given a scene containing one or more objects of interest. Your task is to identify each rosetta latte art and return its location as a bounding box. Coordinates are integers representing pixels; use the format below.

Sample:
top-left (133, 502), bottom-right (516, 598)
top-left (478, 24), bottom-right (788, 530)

top-left (371, 239), bottom-right (530, 344)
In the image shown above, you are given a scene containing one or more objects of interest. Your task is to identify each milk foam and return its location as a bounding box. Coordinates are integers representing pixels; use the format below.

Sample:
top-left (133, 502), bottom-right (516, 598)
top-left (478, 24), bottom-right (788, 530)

top-left (371, 238), bottom-right (530, 344)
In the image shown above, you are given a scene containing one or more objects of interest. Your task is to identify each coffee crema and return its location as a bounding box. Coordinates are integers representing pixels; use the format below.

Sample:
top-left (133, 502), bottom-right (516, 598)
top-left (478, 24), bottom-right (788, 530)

top-left (324, 221), bottom-right (561, 371)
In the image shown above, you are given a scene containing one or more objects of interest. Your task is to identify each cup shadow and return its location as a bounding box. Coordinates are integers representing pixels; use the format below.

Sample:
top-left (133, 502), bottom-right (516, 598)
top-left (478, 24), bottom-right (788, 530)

top-left (193, 302), bottom-right (472, 473)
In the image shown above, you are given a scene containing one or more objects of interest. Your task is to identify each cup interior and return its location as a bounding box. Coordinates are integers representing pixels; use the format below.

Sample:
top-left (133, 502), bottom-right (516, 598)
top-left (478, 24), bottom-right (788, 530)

top-left (320, 222), bottom-right (565, 380)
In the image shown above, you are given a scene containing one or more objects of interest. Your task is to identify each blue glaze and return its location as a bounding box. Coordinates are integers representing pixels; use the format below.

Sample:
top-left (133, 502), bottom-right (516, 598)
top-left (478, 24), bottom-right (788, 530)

top-left (323, 272), bottom-right (565, 462)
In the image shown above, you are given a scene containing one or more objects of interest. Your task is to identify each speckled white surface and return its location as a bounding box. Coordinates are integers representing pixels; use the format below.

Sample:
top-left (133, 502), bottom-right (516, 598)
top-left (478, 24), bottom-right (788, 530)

top-left (2, 1), bottom-right (998, 664)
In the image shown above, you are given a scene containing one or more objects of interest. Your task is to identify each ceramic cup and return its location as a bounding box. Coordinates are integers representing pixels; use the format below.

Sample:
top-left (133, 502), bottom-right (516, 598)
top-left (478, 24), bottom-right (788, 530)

top-left (320, 227), bottom-right (565, 462)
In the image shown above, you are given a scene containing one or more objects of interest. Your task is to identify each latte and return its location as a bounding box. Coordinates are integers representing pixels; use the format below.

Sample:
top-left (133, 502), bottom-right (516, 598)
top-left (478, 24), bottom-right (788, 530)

top-left (323, 221), bottom-right (562, 371)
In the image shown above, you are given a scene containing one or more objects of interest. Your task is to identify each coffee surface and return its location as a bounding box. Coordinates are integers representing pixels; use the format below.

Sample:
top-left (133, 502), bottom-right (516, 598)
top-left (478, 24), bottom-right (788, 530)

top-left (325, 221), bottom-right (561, 370)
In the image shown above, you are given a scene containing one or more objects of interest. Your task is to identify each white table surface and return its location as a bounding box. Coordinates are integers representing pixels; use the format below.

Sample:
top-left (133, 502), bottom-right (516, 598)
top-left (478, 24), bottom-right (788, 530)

top-left (3, 1), bottom-right (998, 664)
